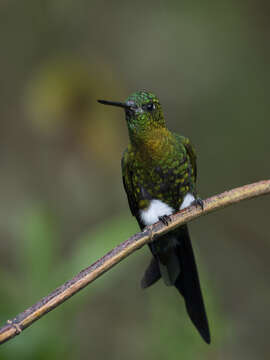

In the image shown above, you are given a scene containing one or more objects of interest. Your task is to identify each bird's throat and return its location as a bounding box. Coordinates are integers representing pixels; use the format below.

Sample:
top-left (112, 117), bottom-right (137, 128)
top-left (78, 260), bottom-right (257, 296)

top-left (131, 128), bottom-right (174, 162)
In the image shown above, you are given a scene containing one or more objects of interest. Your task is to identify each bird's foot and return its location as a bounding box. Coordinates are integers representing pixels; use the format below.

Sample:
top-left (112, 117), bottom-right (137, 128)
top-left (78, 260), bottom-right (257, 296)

top-left (191, 197), bottom-right (204, 210)
top-left (158, 215), bottom-right (171, 226)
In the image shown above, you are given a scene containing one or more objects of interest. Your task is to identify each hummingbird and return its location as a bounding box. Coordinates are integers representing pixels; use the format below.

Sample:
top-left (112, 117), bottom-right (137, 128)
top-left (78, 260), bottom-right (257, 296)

top-left (98, 90), bottom-right (210, 344)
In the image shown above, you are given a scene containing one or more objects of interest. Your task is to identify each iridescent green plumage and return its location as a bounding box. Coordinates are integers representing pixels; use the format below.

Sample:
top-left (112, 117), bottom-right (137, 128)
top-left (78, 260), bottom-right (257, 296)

top-left (121, 91), bottom-right (197, 214)
top-left (122, 132), bottom-right (197, 215)
top-left (98, 90), bottom-right (210, 344)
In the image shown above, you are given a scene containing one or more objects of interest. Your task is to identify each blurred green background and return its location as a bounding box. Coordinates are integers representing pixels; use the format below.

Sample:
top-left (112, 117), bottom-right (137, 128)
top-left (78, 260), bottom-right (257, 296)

top-left (0, 1), bottom-right (269, 359)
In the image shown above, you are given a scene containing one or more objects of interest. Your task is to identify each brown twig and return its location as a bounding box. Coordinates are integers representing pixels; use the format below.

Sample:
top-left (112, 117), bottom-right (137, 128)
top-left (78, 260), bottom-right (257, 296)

top-left (0, 180), bottom-right (269, 345)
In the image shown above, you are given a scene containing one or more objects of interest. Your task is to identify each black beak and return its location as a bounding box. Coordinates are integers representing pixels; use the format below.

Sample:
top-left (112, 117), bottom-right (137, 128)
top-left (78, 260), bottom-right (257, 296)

top-left (97, 99), bottom-right (128, 109)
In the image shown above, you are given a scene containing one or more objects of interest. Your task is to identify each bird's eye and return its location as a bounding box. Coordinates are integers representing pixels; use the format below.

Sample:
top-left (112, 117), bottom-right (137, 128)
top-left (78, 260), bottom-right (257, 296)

top-left (143, 102), bottom-right (155, 111)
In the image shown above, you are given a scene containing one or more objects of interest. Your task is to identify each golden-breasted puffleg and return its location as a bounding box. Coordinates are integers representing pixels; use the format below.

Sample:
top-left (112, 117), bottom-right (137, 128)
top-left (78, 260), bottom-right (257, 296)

top-left (98, 90), bottom-right (210, 344)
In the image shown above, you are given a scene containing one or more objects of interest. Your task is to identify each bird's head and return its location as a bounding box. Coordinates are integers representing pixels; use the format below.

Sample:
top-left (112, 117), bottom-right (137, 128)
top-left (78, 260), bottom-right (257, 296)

top-left (98, 90), bottom-right (166, 144)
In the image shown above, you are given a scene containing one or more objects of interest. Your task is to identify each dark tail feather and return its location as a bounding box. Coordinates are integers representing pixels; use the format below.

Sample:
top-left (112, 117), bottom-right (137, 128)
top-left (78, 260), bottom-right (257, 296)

top-left (141, 256), bottom-right (161, 289)
top-left (175, 225), bottom-right (211, 344)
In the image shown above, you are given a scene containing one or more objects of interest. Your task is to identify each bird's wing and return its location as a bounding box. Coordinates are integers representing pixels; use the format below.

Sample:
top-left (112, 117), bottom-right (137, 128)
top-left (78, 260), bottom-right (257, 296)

top-left (174, 134), bottom-right (197, 181)
top-left (121, 148), bottom-right (139, 218)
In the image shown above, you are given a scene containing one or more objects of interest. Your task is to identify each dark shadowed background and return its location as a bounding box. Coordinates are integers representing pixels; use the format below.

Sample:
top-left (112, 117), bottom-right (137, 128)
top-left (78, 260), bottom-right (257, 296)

top-left (0, 1), bottom-right (269, 359)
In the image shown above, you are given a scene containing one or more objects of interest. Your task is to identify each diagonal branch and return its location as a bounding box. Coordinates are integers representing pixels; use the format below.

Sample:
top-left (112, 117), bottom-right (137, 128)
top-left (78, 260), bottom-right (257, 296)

top-left (0, 180), bottom-right (269, 345)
